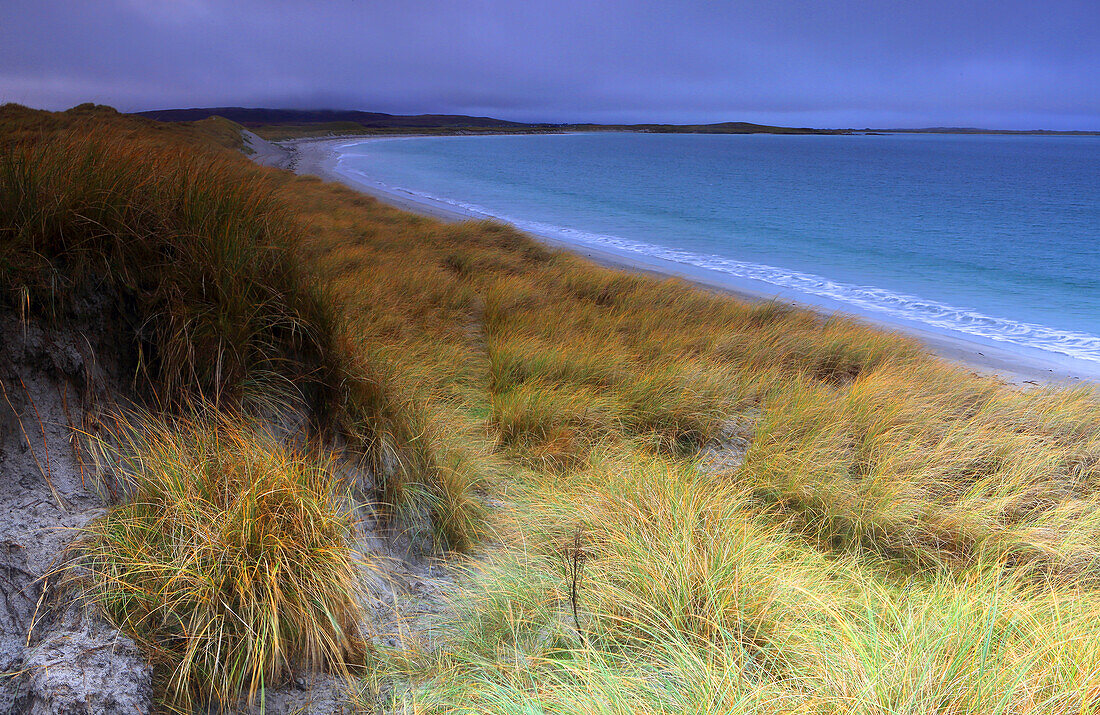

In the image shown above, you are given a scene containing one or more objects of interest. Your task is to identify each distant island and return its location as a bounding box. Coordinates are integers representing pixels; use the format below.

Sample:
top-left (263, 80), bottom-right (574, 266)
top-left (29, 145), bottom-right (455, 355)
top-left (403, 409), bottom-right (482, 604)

top-left (134, 107), bottom-right (1100, 139)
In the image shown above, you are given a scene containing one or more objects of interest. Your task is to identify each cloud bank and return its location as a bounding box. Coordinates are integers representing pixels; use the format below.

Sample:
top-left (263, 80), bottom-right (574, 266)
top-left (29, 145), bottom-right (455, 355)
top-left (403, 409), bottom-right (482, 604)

top-left (2, 0), bottom-right (1098, 129)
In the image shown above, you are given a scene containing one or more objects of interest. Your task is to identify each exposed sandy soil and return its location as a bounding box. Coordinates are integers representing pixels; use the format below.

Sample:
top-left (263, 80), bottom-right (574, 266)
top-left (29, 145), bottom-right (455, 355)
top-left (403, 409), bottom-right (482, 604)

top-left (0, 308), bottom-right (151, 713)
top-left (242, 129), bottom-right (295, 170)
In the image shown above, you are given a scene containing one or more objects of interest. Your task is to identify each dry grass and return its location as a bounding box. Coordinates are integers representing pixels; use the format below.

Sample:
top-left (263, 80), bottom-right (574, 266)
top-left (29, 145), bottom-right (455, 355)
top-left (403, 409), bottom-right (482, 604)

top-left (257, 116), bottom-right (1100, 713)
top-left (0, 104), bottom-right (484, 551)
top-left (8, 105), bottom-right (1100, 710)
top-left (0, 124), bottom-right (328, 407)
top-left (0, 102), bottom-right (249, 151)
top-left (738, 363), bottom-right (1100, 578)
top-left (79, 409), bottom-right (369, 710)
top-left (260, 128), bottom-right (1100, 709)
top-left (387, 455), bottom-right (1100, 713)
top-left (0, 105), bottom-right (485, 705)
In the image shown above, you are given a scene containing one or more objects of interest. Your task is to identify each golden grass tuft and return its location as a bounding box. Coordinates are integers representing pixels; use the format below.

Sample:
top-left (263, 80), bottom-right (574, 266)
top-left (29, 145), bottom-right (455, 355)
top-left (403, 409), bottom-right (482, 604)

top-left (739, 363), bottom-right (1100, 577)
top-left (80, 409), bottom-right (369, 710)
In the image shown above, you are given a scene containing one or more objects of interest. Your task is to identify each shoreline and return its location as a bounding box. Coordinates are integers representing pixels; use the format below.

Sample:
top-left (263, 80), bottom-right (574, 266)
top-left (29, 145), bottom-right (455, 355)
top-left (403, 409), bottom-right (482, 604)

top-left (275, 135), bottom-right (1099, 387)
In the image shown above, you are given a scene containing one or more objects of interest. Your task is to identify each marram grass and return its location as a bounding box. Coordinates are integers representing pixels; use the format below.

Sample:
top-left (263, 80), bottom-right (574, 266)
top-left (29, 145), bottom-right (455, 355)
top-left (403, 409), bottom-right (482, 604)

top-left (79, 410), bottom-right (370, 710)
top-left (0, 104), bottom-right (485, 553)
top-left (11, 104), bottom-right (1100, 711)
top-left (387, 456), bottom-right (1100, 713)
top-left (274, 122), bottom-right (1100, 710)
top-left (0, 128), bottom-right (326, 407)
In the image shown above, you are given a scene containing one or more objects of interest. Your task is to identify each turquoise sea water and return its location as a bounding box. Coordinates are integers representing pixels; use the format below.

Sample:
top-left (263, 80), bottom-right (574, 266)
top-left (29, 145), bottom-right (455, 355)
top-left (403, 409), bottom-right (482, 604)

top-left (333, 133), bottom-right (1100, 366)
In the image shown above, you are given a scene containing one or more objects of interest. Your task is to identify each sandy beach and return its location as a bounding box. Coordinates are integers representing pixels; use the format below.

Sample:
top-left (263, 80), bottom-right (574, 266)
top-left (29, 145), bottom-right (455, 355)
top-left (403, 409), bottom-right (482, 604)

top-left (272, 135), bottom-right (1099, 387)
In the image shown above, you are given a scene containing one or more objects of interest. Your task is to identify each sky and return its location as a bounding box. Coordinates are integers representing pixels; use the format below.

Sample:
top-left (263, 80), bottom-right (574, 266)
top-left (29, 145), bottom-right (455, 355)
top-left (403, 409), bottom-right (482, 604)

top-left (2, 0), bottom-right (1098, 130)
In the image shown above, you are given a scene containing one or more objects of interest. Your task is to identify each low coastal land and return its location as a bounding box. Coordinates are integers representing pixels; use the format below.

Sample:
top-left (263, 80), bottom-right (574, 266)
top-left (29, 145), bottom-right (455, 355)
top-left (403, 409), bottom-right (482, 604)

top-left (137, 106), bottom-right (1100, 140)
top-left (277, 134), bottom-right (1098, 386)
top-left (139, 107), bottom-right (850, 140)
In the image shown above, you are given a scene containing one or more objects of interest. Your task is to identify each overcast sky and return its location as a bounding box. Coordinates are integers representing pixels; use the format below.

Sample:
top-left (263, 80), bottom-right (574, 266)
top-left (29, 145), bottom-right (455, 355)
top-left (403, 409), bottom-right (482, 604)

top-left (2, 0), bottom-right (1098, 129)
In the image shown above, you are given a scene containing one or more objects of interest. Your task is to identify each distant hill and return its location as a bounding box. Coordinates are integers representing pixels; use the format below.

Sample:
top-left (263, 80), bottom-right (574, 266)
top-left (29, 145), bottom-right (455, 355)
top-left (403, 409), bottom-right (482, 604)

top-left (131, 107), bottom-right (843, 136)
top-left (134, 107), bottom-right (542, 129)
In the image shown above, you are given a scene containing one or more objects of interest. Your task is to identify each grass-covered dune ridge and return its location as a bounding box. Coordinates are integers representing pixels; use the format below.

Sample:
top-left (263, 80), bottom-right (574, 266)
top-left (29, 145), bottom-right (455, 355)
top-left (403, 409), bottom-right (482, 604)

top-left (5, 104), bottom-right (1100, 710)
top-left (0, 105), bottom-right (480, 552)
top-left (0, 129), bottom-right (323, 405)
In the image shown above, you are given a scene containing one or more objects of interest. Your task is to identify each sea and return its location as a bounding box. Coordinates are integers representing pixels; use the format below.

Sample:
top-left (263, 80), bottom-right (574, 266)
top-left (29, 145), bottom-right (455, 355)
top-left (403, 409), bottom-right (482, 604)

top-left (331, 132), bottom-right (1100, 370)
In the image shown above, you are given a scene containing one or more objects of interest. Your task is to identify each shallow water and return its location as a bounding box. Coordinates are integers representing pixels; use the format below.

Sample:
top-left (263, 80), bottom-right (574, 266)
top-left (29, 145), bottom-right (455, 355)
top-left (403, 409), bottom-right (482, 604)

top-left (334, 132), bottom-right (1100, 365)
